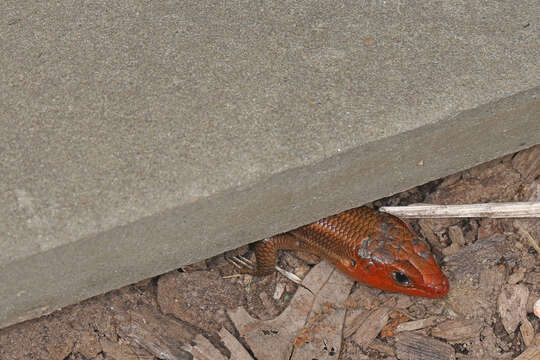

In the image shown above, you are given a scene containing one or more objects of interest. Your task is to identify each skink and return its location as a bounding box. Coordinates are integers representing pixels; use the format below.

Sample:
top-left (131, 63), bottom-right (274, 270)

top-left (238, 206), bottom-right (449, 298)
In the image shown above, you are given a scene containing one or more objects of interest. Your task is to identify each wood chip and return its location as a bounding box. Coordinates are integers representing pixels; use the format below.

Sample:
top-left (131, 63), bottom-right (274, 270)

top-left (513, 344), bottom-right (540, 360)
top-left (520, 319), bottom-right (535, 347)
top-left (497, 284), bottom-right (530, 334)
top-left (345, 284), bottom-right (382, 309)
top-left (448, 225), bottom-right (466, 246)
top-left (340, 340), bottom-right (370, 360)
top-left (444, 234), bottom-right (510, 281)
top-left (115, 305), bottom-right (194, 360)
top-left (395, 331), bottom-right (455, 360)
top-left (394, 293), bottom-right (415, 309)
top-left (396, 317), bottom-right (438, 333)
top-left (100, 338), bottom-right (153, 360)
top-left (431, 319), bottom-right (483, 342)
top-left (426, 159), bottom-right (522, 205)
top-left (508, 269), bottom-right (526, 285)
top-left (479, 266), bottom-right (506, 298)
top-left (273, 281), bottom-right (286, 300)
top-left (369, 338), bottom-right (395, 357)
top-left (441, 243), bottom-right (460, 257)
top-left (218, 328), bottom-right (254, 360)
top-left (380, 312), bottom-right (410, 338)
top-left (182, 334), bottom-right (227, 360)
top-left (523, 182), bottom-right (540, 202)
top-left (343, 308), bottom-right (369, 338)
top-left (74, 332), bottom-right (101, 359)
top-left (480, 326), bottom-right (504, 358)
top-left (478, 218), bottom-right (503, 239)
top-left (515, 221), bottom-right (540, 254)
top-left (418, 219), bottom-right (443, 248)
top-left (349, 298), bottom-right (396, 349)
top-left (511, 145), bottom-right (540, 181)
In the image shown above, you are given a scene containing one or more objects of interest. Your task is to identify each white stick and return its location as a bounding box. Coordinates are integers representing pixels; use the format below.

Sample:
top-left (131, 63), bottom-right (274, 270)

top-left (379, 202), bottom-right (540, 218)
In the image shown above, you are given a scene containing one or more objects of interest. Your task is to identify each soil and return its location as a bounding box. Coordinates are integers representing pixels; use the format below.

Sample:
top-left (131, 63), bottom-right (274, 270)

top-left (1, 145), bottom-right (539, 360)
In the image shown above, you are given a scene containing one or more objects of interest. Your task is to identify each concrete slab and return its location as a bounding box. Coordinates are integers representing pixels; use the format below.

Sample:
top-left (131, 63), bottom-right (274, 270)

top-left (1, 1), bottom-right (539, 328)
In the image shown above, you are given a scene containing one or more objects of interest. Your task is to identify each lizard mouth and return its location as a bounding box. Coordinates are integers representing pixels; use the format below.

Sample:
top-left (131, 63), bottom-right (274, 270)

top-left (431, 276), bottom-right (450, 297)
top-left (416, 275), bottom-right (449, 298)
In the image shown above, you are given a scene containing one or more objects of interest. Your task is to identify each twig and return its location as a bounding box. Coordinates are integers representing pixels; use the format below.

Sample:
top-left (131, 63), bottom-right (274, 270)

top-left (379, 202), bottom-right (540, 218)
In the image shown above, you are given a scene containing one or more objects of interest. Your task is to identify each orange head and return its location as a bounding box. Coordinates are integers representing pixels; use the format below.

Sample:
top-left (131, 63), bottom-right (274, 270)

top-left (335, 213), bottom-right (449, 298)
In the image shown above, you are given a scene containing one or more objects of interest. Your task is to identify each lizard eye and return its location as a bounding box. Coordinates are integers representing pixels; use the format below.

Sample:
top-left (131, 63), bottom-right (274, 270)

top-left (350, 259), bottom-right (356, 267)
top-left (392, 271), bottom-right (410, 286)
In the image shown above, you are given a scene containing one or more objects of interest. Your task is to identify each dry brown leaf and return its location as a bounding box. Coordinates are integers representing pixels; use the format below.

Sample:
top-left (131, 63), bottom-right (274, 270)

top-left (228, 261), bottom-right (354, 360)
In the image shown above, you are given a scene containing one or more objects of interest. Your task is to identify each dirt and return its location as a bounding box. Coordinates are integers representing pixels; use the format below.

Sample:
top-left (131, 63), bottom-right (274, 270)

top-left (0, 144), bottom-right (539, 360)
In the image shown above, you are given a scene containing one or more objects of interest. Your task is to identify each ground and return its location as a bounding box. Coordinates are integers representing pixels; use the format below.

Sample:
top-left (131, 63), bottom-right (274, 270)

top-left (0, 145), bottom-right (539, 360)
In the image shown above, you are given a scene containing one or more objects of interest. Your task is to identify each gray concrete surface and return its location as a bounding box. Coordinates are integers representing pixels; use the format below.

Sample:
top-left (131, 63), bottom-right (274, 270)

top-left (1, 0), bottom-right (539, 328)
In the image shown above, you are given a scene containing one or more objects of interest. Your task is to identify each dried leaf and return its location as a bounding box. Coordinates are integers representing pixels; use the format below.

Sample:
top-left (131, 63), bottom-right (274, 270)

top-left (228, 261), bottom-right (354, 360)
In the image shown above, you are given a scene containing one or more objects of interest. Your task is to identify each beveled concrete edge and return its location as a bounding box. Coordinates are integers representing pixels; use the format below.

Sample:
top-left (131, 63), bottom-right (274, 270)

top-left (1, 86), bottom-right (539, 329)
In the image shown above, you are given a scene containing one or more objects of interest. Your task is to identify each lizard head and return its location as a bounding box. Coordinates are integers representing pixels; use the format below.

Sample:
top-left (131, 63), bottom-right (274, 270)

top-left (335, 213), bottom-right (449, 298)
